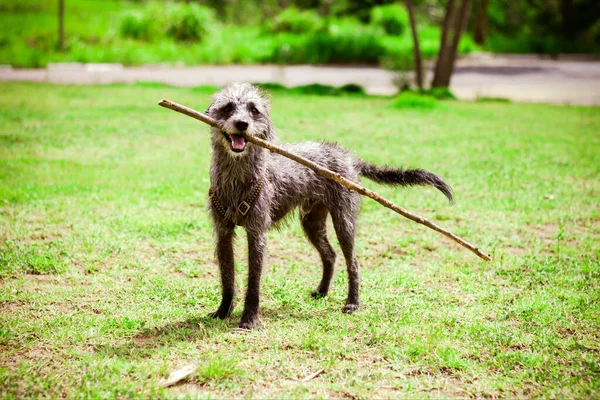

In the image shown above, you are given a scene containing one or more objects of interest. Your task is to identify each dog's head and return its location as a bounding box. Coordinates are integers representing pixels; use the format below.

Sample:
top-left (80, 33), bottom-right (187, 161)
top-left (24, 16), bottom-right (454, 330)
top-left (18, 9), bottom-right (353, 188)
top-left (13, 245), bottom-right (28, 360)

top-left (206, 82), bottom-right (274, 156)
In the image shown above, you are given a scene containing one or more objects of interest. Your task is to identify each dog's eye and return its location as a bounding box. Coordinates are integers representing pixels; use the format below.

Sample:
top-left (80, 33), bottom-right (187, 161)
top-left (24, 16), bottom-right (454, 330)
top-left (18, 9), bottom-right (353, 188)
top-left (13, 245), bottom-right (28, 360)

top-left (221, 103), bottom-right (234, 113)
top-left (250, 106), bottom-right (260, 115)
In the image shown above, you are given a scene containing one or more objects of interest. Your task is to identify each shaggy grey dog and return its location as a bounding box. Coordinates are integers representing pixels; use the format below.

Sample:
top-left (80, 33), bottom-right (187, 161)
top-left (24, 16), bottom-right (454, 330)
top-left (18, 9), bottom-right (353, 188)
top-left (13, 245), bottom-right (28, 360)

top-left (205, 82), bottom-right (453, 330)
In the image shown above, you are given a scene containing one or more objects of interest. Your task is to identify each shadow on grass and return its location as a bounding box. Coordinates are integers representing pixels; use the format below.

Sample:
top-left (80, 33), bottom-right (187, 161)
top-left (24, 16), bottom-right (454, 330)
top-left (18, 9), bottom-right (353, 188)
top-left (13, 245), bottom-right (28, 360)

top-left (95, 315), bottom-right (234, 358)
top-left (95, 301), bottom-right (318, 358)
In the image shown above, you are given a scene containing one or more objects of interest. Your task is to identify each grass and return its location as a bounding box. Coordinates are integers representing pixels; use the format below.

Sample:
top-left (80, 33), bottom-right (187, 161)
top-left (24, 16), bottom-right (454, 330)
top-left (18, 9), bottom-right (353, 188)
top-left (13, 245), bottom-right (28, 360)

top-left (0, 0), bottom-right (477, 68)
top-left (1, 82), bottom-right (599, 398)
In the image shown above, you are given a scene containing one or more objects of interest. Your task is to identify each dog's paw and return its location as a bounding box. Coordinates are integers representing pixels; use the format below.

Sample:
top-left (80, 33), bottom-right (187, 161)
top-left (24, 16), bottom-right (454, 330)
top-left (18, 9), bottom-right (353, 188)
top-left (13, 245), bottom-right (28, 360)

top-left (342, 303), bottom-right (360, 314)
top-left (238, 319), bottom-right (260, 331)
top-left (311, 288), bottom-right (328, 299)
top-left (208, 308), bottom-right (230, 319)
top-left (232, 327), bottom-right (252, 334)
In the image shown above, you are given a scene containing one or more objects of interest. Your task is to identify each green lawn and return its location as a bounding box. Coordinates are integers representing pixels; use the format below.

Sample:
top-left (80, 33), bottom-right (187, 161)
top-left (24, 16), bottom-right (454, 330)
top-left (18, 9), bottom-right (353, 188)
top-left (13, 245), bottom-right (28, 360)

top-left (1, 82), bottom-right (599, 398)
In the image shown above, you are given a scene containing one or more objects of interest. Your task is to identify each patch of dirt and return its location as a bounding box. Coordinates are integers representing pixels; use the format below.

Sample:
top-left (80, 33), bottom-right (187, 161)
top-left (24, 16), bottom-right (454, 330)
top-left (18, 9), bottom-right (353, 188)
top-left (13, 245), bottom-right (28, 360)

top-left (556, 326), bottom-right (576, 338)
top-left (499, 220), bottom-right (598, 258)
top-left (27, 347), bottom-right (53, 359)
top-left (0, 301), bottom-right (25, 316)
top-left (2, 345), bottom-right (54, 368)
top-left (508, 343), bottom-right (530, 351)
top-left (169, 383), bottom-right (211, 397)
top-left (362, 243), bottom-right (450, 272)
top-left (405, 366), bottom-right (457, 377)
top-left (23, 232), bottom-right (63, 244)
top-left (504, 245), bottom-right (529, 257)
top-left (22, 274), bottom-right (64, 286)
top-left (18, 274), bottom-right (71, 291)
top-left (133, 334), bottom-right (159, 348)
top-left (392, 368), bottom-right (469, 398)
top-left (266, 233), bottom-right (321, 278)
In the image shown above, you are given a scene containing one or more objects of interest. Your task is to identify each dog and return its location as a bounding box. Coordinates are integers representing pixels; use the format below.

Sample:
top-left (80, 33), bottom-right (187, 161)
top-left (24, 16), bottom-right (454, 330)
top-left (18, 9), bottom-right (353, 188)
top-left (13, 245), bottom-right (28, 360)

top-left (205, 82), bottom-right (453, 330)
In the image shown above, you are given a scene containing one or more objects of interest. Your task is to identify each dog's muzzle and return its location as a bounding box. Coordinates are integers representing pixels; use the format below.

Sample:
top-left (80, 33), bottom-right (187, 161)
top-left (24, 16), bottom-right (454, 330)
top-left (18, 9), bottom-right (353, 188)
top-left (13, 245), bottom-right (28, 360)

top-left (223, 132), bottom-right (247, 153)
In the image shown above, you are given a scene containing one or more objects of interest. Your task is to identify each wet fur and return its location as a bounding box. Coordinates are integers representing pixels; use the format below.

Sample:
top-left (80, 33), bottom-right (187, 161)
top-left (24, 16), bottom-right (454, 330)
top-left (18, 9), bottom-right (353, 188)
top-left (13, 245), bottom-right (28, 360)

top-left (205, 83), bottom-right (453, 330)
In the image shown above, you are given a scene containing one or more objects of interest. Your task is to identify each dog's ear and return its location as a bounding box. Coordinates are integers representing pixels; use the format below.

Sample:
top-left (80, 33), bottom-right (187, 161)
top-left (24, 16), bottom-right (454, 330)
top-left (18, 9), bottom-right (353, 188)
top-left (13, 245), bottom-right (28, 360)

top-left (264, 115), bottom-right (275, 141)
top-left (256, 88), bottom-right (271, 115)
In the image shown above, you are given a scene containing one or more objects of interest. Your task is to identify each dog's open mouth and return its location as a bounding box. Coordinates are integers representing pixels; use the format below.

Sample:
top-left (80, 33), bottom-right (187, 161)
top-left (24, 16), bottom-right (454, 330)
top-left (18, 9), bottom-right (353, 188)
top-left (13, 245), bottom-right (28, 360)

top-left (224, 132), bottom-right (246, 153)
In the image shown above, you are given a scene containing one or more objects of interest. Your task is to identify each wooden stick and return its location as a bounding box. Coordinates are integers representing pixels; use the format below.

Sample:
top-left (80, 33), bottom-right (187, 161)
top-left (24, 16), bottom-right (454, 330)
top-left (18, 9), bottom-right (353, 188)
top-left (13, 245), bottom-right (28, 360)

top-left (301, 368), bottom-right (325, 382)
top-left (160, 364), bottom-right (197, 387)
top-left (157, 99), bottom-right (491, 261)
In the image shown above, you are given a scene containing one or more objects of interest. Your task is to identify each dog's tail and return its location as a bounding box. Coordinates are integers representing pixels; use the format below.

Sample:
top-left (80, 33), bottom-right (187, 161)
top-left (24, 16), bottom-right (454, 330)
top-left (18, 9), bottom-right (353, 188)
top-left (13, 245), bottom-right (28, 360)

top-left (357, 160), bottom-right (454, 203)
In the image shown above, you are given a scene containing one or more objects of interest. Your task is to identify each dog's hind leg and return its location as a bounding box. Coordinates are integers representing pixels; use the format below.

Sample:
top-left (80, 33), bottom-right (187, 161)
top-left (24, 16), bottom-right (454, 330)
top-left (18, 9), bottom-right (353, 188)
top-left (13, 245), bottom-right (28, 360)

top-left (301, 202), bottom-right (336, 298)
top-left (330, 205), bottom-right (360, 314)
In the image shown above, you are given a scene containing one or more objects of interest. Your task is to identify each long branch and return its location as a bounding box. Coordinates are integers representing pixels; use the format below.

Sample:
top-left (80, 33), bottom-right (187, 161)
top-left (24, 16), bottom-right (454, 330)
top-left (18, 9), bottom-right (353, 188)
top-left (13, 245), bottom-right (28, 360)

top-left (157, 99), bottom-right (491, 261)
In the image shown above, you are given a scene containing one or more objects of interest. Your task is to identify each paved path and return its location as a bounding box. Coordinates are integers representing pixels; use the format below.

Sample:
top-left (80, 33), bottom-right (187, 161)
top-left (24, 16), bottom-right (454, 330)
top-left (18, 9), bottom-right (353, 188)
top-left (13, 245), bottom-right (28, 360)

top-left (2, 54), bottom-right (599, 105)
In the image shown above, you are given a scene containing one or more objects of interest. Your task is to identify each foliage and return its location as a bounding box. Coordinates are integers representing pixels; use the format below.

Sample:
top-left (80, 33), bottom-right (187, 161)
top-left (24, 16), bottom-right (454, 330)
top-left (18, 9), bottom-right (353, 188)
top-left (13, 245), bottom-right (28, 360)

top-left (370, 4), bottom-right (408, 36)
top-left (294, 83), bottom-right (366, 95)
top-left (422, 87), bottom-right (456, 100)
top-left (484, 0), bottom-right (600, 54)
top-left (270, 18), bottom-right (387, 64)
top-left (254, 82), bottom-right (367, 96)
top-left (0, 0), bottom-right (477, 67)
top-left (166, 3), bottom-right (217, 42)
top-left (120, 12), bottom-right (155, 42)
top-left (266, 7), bottom-right (325, 34)
top-left (380, 24), bottom-right (478, 71)
top-left (1, 82), bottom-right (599, 398)
top-left (120, 2), bottom-right (217, 43)
top-left (476, 96), bottom-right (511, 103)
top-left (392, 91), bottom-right (438, 109)
top-left (392, 87), bottom-right (457, 108)
top-left (253, 82), bottom-right (288, 91)
top-left (339, 83), bottom-right (366, 94)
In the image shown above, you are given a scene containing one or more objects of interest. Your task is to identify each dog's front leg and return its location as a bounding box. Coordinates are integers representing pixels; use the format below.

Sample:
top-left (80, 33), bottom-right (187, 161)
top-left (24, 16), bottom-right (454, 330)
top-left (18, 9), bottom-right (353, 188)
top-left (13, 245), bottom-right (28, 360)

top-left (239, 229), bottom-right (266, 330)
top-left (209, 226), bottom-right (236, 319)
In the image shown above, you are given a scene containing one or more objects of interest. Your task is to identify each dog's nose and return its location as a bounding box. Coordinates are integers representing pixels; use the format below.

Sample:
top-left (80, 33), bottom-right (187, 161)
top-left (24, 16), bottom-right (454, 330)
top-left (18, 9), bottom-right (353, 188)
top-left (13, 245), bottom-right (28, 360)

top-left (235, 120), bottom-right (248, 131)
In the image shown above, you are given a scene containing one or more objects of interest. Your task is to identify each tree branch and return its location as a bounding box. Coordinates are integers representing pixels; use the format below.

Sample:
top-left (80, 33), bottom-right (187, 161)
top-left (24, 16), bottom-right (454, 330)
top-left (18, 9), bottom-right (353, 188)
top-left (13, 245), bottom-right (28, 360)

top-left (157, 99), bottom-right (491, 262)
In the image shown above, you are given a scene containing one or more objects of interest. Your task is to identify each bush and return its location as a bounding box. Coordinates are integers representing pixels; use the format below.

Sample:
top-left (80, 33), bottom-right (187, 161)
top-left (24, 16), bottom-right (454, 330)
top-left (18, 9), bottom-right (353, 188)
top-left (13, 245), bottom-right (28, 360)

top-left (422, 87), bottom-right (456, 100)
top-left (120, 12), bottom-right (156, 41)
top-left (476, 96), bottom-right (511, 103)
top-left (251, 83), bottom-right (366, 96)
top-left (370, 4), bottom-right (408, 36)
top-left (252, 82), bottom-right (287, 91)
top-left (166, 3), bottom-right (216, 42)
top-left (120, 2), bottom-right (217, 43)
top-left (393, 92), bottom-right (437, 109)
top-left (339, 83), bottom-right (366, 95)
top-left (267, 7), bottom-right (325, 34)
top-left (292, 83), bottom-right (341, 96)
top-left (270, 18), bottom-right (386, 64)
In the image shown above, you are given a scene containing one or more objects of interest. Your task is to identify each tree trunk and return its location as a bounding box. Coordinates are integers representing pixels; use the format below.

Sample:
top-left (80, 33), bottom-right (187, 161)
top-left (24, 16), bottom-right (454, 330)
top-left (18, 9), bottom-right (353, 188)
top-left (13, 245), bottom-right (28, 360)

top-left (405, 0), bottom-right (424, 89)
top-left (431, 0), bottom-right (456, 88)
top-left (58, 0), bottom-right (65, 52)
top-left (473, 0), bottom-right (488, 45)
top-left (446, 0), bottom-right (472, 81)
top-left (431, 0), bottom-right (472, 88)
top-left (560, 0), bottom-right (575, 40)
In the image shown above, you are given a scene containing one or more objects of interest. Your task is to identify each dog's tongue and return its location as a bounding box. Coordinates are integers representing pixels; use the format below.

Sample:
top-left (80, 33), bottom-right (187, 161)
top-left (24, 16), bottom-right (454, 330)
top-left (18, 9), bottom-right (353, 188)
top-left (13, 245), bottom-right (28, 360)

top-left (230, 134), bottom-right (246, 151)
